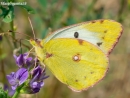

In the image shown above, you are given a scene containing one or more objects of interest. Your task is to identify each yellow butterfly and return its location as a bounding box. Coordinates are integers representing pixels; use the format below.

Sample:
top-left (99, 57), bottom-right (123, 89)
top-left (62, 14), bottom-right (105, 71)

top-left (30, 19), bottom-right (123, 92)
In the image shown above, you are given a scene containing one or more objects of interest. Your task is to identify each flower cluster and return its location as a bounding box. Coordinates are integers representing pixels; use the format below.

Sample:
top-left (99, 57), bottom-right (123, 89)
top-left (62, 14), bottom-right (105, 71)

top-left (30, 65), bottom-right (49, 93)
top-left (6, 53), bottom-right (48, 96)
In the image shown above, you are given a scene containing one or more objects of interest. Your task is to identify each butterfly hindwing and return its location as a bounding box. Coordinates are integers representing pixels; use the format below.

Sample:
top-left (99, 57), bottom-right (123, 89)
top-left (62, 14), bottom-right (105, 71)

top-left (41, 38), bottom-right (109, 91)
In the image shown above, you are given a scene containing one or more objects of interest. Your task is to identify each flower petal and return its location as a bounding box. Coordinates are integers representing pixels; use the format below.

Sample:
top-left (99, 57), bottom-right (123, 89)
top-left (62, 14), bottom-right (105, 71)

top-left (8, 88), bottom-right (16, 96)
top-left (17, 54), bottom-right (24, 66)
top-left (23, 53), bottom-right (32, 66)
top-left (23, 53), bottom-right (28, 56)
top-left (39, 73), bottom-right (49, 81)
top-left (30, 72), bottom-right (39, 84)
top-left (39, 82), bottom-right (44, 87)
top-left (32, 65), bottom-right (42, 77)
top-left (6, 72), bottom-right (16, 85)
top-left (30, 82), bottom-right (38, 88)
top-left (13, 55), bottom-right (17, 60)
top-left (11, 84), bottom-right (18, 90)
top-left (27, 57), bottom-right (32, 61)
top-left (25, 57), bottom-right (32, 66)
top-left (32, 88), bottom-right (40, 93)
top-left (15, 68), bottom-right (29, 85)
top-left (30, 81), bottom-right (44, 89)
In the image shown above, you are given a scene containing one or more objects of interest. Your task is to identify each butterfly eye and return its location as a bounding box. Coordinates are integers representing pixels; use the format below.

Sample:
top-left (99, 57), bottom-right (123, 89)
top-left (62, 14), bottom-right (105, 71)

top-left (35, 38), bottom-right (38, 41)
top-left (74, 32), bottom-right (79, 38)
top-left (35, 38), bottom-right (41, 43)
top-left (34, 39), bottom-right (43, 48)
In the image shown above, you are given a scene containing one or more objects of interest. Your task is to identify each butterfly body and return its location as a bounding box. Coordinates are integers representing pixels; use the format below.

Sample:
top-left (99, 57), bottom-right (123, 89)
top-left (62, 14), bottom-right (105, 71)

top-left (30, 19), bottom-right (123, 91)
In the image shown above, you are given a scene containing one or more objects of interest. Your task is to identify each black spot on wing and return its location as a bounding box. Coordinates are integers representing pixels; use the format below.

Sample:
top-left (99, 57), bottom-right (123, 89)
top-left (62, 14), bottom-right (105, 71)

top-left (97, 42), bottom-right (102, 47)
top-left (74, 32), bottom-right (79, 38)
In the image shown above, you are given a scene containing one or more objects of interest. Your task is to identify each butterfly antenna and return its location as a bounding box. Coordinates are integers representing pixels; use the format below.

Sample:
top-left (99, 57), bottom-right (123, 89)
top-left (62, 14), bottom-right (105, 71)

top-left (28, 17), bottom-right (36, 39)
top-left (0, 31), bottom-right (32, 39)
top-left (9, 30), bottom-right (32, 38)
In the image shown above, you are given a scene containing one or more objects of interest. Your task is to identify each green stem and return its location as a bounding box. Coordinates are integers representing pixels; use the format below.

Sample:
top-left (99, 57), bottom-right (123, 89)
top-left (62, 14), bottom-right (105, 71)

top-left (12, 90), bottom-right (19, 98)
top-left (10, 21), bottom-right (17, 48)
top-left (12, 83), bottom-right (24, 98)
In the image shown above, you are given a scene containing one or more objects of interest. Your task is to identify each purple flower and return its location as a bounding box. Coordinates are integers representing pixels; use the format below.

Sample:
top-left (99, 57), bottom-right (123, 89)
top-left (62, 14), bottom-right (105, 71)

top-left (4, 84), bottom-right (15, 96)
top-left (29, 66), bottom-right (49, 93)
top-left (6, 68), bottom-right (29, 90)
top-left (8, 88), bottom-right (16, 96)
top-left (14, 53), bottom-right (32, 67)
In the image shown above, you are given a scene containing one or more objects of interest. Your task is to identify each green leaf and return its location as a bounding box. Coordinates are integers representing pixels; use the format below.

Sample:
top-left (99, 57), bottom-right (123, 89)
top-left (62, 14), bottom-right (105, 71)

top-left (19, 5), bottom-right (35, 14)
top-left (0, 6), bottom-right (8, 17)
top-left (2, 10), bottom-right (14, 23)
top-left (0, 87), bottom-right (10, 98)
top-left (2, 5), bottom-right (14, 23)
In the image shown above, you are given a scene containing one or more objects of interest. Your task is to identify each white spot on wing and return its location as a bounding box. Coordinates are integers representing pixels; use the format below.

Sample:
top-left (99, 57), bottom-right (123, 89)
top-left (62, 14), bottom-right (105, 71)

top-left (73, 55), bottom-right (79, 61)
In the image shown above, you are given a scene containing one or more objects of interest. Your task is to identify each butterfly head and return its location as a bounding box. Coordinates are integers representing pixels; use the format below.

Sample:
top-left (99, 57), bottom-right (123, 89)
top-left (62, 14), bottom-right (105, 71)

top-left (29, 38), bottom-right (43, 48)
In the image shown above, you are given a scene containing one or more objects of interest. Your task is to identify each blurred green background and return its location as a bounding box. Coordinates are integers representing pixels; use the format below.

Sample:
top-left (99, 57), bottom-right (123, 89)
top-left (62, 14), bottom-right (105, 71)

top-left (0, 0), bottom-right (130, 98)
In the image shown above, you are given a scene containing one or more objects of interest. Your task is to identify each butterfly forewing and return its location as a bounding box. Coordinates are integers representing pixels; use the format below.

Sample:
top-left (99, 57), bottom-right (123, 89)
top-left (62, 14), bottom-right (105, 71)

top-left (45, 20), bottom-right (123, 55)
